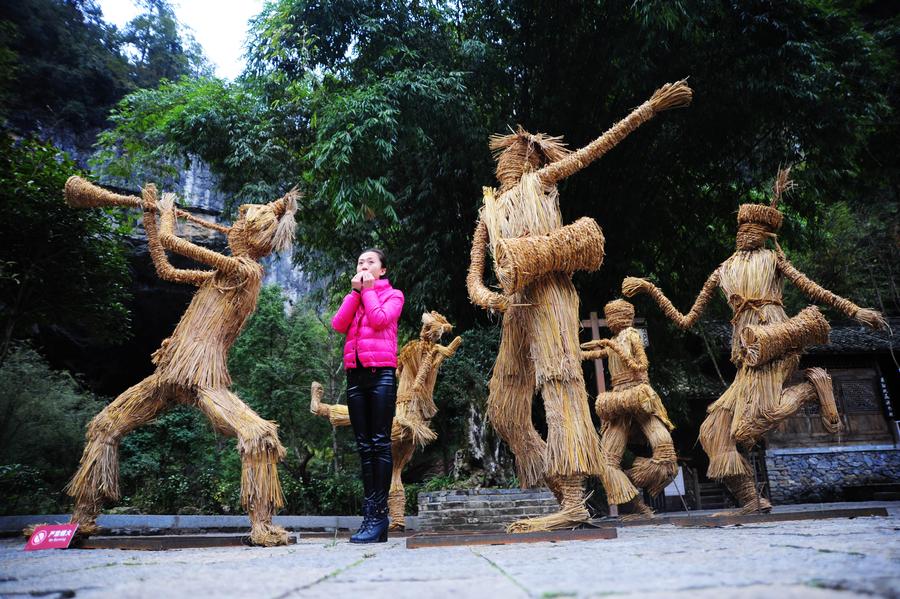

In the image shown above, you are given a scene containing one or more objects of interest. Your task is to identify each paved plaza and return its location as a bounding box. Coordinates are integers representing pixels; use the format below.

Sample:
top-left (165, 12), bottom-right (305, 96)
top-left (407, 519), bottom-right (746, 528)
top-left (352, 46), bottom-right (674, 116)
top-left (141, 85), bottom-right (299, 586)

top-left (1, 503), bottom-right (898, 598)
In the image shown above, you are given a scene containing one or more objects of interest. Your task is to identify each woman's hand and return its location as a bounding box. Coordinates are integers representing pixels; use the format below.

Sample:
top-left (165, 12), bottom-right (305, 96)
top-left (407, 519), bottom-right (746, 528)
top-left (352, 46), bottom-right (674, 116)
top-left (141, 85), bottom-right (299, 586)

top-left (351, 272), bottom-right (363, 291)
top-left (360, 271), bottom-right (376, 289)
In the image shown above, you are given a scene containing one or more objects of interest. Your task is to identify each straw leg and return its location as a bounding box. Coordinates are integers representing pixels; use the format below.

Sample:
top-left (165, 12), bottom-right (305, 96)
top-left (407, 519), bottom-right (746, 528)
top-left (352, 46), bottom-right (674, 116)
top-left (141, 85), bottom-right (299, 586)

top-left (197, 387), bottom-right (289, 547)
top-left (388, 439), bottom-right (415, 530)
top-left (723, 474), bottom-right (772, 514)
top-left (627, 415), bottom-right (678, 497)
top-left (733, 367), bottom-right (840, 444)
top-left (487, 310), bottom-right (545, 488)
top-left (541, 378), bottom-right (604, 478)
top-left (620, 495), bottom-right (655, 521)
top-left (65, 376), bottom-right (171, 536)
top-left (507, 474), bottom-right (589, 533)
top-left (328, 404), bottom-right (352, 427)
top-left (528, 276), bottom-right (603, 479)
top-left (598, 419), bottom-right (639, 505)
top-left (700, 407), bottom-right (752, 479)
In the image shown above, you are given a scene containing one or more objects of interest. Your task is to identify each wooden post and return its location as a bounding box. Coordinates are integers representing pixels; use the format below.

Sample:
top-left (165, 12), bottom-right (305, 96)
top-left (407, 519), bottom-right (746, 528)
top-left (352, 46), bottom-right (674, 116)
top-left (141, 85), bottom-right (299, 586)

top-left (587, 311), bottom-right (606, 393)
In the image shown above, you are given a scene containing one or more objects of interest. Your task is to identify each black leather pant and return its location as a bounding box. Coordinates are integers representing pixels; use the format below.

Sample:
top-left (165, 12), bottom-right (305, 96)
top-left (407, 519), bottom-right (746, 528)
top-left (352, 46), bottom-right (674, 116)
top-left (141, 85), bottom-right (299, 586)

top-left (346, 365), bottom-right (396, 505)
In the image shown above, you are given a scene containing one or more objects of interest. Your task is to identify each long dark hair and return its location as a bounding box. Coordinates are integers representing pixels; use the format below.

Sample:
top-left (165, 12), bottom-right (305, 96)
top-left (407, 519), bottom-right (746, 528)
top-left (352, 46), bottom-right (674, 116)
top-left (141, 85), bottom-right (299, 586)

top-left (361, 247), bottom-right (387, 269)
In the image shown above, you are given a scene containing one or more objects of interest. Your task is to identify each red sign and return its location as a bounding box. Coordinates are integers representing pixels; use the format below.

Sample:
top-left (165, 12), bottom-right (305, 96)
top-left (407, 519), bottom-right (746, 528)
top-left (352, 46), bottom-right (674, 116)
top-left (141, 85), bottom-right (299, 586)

top-left (24, 524), bottom-right (79, 551)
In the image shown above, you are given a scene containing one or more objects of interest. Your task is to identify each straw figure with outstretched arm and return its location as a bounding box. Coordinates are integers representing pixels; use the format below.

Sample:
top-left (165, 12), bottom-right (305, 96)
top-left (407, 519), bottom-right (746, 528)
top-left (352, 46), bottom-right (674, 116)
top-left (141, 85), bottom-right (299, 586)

top-left (466, 80), bottom-right (693, 532)
top-left (622, 167), bottom-right (886, 513)
top-left (62, 176), bottom-right (298, 546)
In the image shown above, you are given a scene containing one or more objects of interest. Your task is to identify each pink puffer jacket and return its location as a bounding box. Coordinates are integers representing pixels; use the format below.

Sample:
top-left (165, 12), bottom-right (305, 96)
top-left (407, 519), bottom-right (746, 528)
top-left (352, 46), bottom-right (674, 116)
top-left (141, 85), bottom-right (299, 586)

top-left (332, 279), bottom-right (404, 369)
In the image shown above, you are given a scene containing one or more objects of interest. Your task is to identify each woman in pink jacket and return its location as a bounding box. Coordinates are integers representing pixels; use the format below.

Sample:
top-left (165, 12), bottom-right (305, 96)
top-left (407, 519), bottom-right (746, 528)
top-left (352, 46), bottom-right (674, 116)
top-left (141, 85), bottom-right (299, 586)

top-left (331, 248), bottom-right (404, 543)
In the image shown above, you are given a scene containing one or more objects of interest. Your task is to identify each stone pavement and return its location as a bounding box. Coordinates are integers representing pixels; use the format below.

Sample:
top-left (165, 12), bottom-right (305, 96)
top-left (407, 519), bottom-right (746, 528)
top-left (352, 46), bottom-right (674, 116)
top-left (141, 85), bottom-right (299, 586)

top-left (1, 503), bottom-right (898, 599)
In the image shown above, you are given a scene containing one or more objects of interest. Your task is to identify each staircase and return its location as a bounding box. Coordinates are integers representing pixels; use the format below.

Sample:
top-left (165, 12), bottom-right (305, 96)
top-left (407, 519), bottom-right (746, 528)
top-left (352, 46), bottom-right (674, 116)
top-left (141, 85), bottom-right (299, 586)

top-left (696, 481), bottom-right (733, 510)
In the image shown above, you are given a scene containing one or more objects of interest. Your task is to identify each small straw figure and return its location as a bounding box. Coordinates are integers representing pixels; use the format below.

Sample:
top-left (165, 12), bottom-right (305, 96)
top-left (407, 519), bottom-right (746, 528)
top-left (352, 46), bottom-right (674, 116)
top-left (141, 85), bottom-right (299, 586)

top-left (580, 300), bottom-right (676, 520)
top-left (467, 80), bottom-right (692, 532)
top-left (623, 167), bottom-right (886, 513)
top-left (62, 176), bottom-right (298, 546)
top-left (310, 311), bottom-right (461, 529)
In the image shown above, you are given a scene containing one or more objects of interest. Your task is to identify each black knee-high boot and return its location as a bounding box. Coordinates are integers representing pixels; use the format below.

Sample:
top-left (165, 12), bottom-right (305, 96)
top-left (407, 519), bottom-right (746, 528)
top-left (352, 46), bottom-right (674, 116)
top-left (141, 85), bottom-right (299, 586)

top-left (349, 369), bottom-right (395, 544)
top-left (350, 439), bottom-right (376, 542)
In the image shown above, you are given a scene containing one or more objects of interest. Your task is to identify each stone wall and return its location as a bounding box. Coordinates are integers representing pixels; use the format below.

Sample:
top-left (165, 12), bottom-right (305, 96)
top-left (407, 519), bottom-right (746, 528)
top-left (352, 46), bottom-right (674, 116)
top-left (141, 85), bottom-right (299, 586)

top-left (417, 489), bottom-right (560, 531)
top-left (765, 444), bottom-right (900, 503)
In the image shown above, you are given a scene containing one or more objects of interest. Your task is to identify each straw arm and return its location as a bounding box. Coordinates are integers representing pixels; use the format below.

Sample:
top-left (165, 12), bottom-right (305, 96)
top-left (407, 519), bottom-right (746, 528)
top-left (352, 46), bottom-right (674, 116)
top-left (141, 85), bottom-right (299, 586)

top-left (627, 330), bottom-right (650, 371)
top-left (580, 339), bottom-right (611, 361)
top-left (435, 336), bottom-right (463, 364)
top-left (412, 350), bottom-right (436, 396)
top-left (776, 252), bottom-right (886, 328)
top-left (158, 199), bottom-right (242, 275)
top-left (581, 348), bottom-right (610, 361)
top-left (623, 271), bottom-right (719, 330)
top-left (536, 79), bottom-right (691, 186)
top-left (537, 100), bottom-right (656, 186)
top-left (467, 219), bottom-right (509, 312)
top-left (142, 192), bottom-right (213, 286)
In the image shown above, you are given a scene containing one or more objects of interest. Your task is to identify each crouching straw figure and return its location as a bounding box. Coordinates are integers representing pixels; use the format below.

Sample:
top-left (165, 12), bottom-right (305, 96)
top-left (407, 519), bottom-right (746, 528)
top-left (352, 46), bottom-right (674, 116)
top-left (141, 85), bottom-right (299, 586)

top-left (310, 311), bottom-right (461, 530)
top-left (623, 168), bottom-right (886, 513)
top-left (580, 300), bottom-right (677, 519)
top-left (466, 80), bottom-right (692, 532)
top-left (62, 176), bottom-right (298, 546)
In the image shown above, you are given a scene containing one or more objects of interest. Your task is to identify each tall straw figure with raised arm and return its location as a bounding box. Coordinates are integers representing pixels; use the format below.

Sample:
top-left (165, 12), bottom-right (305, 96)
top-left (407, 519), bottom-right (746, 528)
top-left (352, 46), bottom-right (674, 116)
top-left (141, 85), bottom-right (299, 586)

top-left (467, 80), bottom-right (692, 532)
top-left (623, 167), bottom-right (886, 512)
top-left (61, 176), bottom-right (298, 546)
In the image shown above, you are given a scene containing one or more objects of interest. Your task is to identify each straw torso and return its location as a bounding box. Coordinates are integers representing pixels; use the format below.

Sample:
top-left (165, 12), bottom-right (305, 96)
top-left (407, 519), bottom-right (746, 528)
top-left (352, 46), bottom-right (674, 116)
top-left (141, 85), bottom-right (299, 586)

top-left (152, 258), bottom-right (264, 389)
top-left (481, 171), bottom-right (584, 383)
top-left (712, 248), bottom-right (800, 435)
top-left (717, 248), bottom-right (790, 365)
top-left (607, 328), bottom-right (647, 387)
top-left (396, 339), bottom-right (439, 421)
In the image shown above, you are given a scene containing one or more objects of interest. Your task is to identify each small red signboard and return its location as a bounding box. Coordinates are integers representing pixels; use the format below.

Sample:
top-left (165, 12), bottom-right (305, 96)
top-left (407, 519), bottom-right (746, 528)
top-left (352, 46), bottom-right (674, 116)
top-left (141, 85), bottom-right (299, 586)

top-left (24, 524), bottom-right (79, 551)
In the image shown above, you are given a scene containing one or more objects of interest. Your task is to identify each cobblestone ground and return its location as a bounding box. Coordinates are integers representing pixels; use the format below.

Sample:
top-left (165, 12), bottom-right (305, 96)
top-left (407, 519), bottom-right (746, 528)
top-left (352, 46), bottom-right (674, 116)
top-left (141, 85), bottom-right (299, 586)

top-left (1, 504), bottom-right (898, 599)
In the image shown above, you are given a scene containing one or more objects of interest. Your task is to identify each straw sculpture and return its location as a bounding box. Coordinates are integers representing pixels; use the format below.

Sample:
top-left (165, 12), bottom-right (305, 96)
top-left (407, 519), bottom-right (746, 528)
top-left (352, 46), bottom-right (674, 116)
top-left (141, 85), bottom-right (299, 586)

top-left (310, 311), bottom-right (461, 530)
top-left (622, 166), bottom-right (886, 513)
top-left (61, 176), bottom-right (298, 546)
top-left (466, 80), bottom-right (692, 533)
top-left (580, 300), bottom-right (677, 519)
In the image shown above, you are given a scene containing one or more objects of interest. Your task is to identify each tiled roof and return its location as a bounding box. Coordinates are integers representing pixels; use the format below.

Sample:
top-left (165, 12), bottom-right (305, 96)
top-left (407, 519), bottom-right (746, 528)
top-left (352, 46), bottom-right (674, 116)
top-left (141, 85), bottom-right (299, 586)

top-left (703, 317), bottom-right (899, 355)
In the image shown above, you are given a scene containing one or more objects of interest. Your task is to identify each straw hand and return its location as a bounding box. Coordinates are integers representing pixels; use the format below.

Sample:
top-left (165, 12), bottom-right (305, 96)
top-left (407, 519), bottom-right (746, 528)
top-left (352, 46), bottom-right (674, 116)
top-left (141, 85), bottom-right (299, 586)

top-left (854, 308), bottom-right (887, 330)
top-left (622, 277), bottom-right (653, 297)
top-left (580, 339), bottom-right (611, 351)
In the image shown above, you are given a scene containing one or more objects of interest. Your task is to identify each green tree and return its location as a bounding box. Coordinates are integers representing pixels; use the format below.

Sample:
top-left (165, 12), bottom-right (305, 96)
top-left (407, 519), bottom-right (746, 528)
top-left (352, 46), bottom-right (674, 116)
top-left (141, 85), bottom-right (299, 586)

top-left (0, 136), bottom-right (131, 363)
top-left (0, 345), bottom-right (106, 515)
top-left (121, 0), bottom-right (210, 89)
top-left (0, 0), bottom-right (132, 139)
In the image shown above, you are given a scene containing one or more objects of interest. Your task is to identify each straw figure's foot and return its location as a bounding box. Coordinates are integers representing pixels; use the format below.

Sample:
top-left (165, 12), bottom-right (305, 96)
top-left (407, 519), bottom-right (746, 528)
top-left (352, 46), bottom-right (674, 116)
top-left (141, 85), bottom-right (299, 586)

top-left (712, 498), bottom-right (773, 517)
top-left (805, 368), bottom-right (842, 434)
top-left (248, 522), bottom-right (290, 547)
top-left (310, 381), bottom-right (331, 417)
top-left (388, 521), bottom-right (405, 532)
top-left (715, 476), bottom-right (772, 516)
top-left (507, 475), bottom-right (590, 533)
top-left (506, 502), bottom-right (590, 534)
top-left (22, 523), bottom-right (46, 538)
top-left (619, 496), bottom-right (655, 522)
top-left (25, 516), bottom-right (100, 539)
